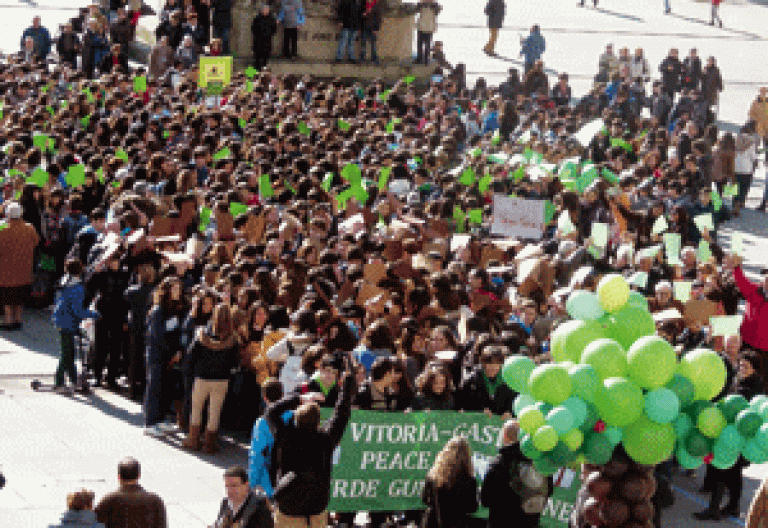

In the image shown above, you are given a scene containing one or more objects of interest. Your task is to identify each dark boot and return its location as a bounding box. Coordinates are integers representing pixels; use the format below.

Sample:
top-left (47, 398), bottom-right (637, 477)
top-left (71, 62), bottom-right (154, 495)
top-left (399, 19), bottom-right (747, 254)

top-left (174, 400), bottom-right (187, 432)
top-left (182, 425), bottom-right (201, 451)
top-left (203, 430), bottom-right (219, 454)
top-left (758, 200), bottom-right (766, 212)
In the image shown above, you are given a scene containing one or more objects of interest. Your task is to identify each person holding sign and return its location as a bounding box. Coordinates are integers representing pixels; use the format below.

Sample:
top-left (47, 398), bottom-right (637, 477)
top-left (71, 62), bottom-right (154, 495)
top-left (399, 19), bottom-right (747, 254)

top-left (421, 436), bottom-right (478, 528)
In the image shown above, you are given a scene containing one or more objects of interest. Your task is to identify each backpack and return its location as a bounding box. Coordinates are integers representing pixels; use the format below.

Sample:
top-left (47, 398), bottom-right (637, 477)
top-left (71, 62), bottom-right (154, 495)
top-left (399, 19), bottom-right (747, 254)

top-left (509, 459), bottom-right (548, 514)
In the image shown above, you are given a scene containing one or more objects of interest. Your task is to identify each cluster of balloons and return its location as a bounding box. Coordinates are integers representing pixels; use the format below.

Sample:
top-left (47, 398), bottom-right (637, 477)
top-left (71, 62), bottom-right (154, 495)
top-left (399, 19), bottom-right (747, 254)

top-left (501, 274), bottom-right (768, 474)
top-left (582, 448), bottom-right (657, 528)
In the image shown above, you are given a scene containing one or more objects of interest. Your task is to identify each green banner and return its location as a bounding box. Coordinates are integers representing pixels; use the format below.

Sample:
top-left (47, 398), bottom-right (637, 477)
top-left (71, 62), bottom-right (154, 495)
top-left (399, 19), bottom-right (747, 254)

top-left (538, 467), bottom-right (581, 528)
top-left (324, 410), bottom-right (503, 513)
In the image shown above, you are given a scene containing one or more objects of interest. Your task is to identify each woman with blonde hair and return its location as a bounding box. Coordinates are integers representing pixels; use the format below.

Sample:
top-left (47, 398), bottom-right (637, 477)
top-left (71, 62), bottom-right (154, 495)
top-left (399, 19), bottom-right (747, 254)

top-left (421, 436), bottom-right (478, 528)
top-left (183, 302), bottom-right (240, 453)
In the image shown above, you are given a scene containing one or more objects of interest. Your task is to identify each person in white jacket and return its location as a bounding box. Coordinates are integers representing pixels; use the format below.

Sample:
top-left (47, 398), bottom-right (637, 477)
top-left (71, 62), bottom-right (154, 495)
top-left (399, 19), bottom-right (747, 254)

top-left (266, 309), bottom-right (316, 394)
top-left (734, 121), bottom-right (759, 214)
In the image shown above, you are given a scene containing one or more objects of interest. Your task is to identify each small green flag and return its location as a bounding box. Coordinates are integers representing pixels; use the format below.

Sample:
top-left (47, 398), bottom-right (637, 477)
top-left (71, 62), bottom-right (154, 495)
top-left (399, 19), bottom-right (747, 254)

top-left (511, 165), bottom-right (525, 182)
top-left (341, 163), bottom-right (362, 187)
top-left (459, 167), bottom-right (476, 186)
top-left (229, 202), bottom-right (248, 217)
top-left (246, 80), bottom-right (253, 92)
top-left (80, 115), bottom-right (91, 128)
top-left (8, 168), bottom-right (23, 178)
top-left (111, 180), bottom-right (120, 188)
top-left (697, 240), bottom-right (713, 262)
top-left (710, 190), bottom-right (723, 212)
top-left (610, 137), bottom-right (633, 152)
top-left (40, 83), bottom-right (51, 94)
top-left (96, 166), bottom-right (105, 184)
top-left (199, 207), bottom-right (212, 232)
top-left (321, 173), bottom-right (334, 192)
top-left (414, 156), bottom-right (422, 165)
top-left (651, 216), bottom-right (668, 236)
top-left (453, 206), bottom-right (466, 233)
top-left (14, 190), bottom-right (21, 200)
top-left (298, 121), bottom-right (311, 136)
top-left (46, 105), bottom-right (55, 117)
top-left (723, 184), bottom-right (739, 198)
top-left (491, 130), bottom-right (501, 145)
top-left (601, 167), bottom-right (619, 185)
top-left (83, 87), bottom-right (95, 103)
top-left (26, 168), bottom-right (49, 187)
top-left (378, 167), bottom-right (391, 192)
top-left (133, 76), bottom-right (147, 93)
top-left (162, 130), bottom-right (170, 139)
top-left (378, 89), bottom-right (392, 102)
top-left (468, 209), bottom-right (483, 224)
top-left (336, 188), bottom-right (354, 210)
top-left (351, 186), bottom-right (369, 204)
top-left (544, 200), bottom-right (556, 224)
top-left (478, 174), bottom-right (492, 193)
top-left (66, 164), bottom-right (86, 189)
top-left (32, 134), bottom-right (50, 151)
top-left (244, 66), bottom-right (258, 79)
top-left (338, 119), bottom-right (350, 132)
top-left (238, 118), bottom-right (247, 129)
top-left (115, 149), bottom-right (129, 162)
top-left (213, 147), bottom-right (232, 161)
top-left (472, 148), bottom-right (482, 158)
top-left (403, 75), bottom-right (416, 85)
top-left (259, 174), bottom-right (274, 198)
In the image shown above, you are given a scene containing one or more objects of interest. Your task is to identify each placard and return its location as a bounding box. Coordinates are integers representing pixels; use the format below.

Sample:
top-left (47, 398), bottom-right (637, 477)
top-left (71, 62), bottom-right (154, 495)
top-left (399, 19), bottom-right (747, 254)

top-left (491, 195), bottom-right (546, 239)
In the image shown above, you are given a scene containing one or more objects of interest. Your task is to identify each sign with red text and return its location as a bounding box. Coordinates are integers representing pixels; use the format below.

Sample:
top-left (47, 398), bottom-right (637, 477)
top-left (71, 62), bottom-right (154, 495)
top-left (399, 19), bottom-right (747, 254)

top-left (491, 195), bottom-right (547, 239)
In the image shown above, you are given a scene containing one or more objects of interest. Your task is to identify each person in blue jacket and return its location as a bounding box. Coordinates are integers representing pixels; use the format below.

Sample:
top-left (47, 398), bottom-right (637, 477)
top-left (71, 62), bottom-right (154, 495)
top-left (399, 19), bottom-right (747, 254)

top-left (51, 259), bottom-right (98, 390)
top-left (248, 377), bottom-right (292, 497)
top-left (520, 25), bottom-right (545, 74)
top-left (20, 16), bottom-right (52, 60)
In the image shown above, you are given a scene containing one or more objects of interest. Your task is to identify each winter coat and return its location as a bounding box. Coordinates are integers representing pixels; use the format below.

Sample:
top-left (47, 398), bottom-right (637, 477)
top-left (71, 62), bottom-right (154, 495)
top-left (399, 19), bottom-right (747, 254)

top-left (149, 44), bottom-right (174, 78)
top-left (249, 411), bottom-right (291, 498)
top-left (210, 0), bottom-right (232, 29)
top-left (266, 331), bottom-right (314, 394)
top-left (336, 0), bottom-right (361, 30)
top-left (650, 92), bottom-right (673, 126)
top-left (0, 219), bottom-right (39, 287)
top-left (749, 97), bottom-right (768, 137)
top-left (155, 20), bottom-right (184, 49)
top-left (415, 1), bottom-right (440, 33)
top-left (145, 305), bottom-right (181, 366)
top-left (521, 28), bottom-right (545, 65)
top-left (421, 473), bottom-right (478, 528)
top-left (361, 0), bottom-right (383, 31)
top-left (82, 30), bottom-right (109, 71)
top-left (279, 0), bottom-right (305, 27)
top-left (267, 372), bottom-right (355, 516)
top-left (47, 509), bottom-right (104, 528)
top-left (95, 483), bottom-right (167, 528)
top-left (456, 367), bottom-right (516, 415)
top-left (481, 443), bottom-right (541, 528)
top-left (110, 18), bottom-right (135, 46)
top-left (701, 65), bottom-right (723, 106)
top-left (659, 55), bottom-right (682, 93)
top-left (124, 282), bottom-right (153, 334)
top-left (682, 55), bottom-right (702, 89)
top-left (484, 0), bottom-right (505, 29)
top-left (186, 327), bottom-right (239, 380)
top-left (522, 68), bottom-right (548, 98)
top-left (56, 32), bottom-right (80, 62)
top-left (734, 266), bottom-right (768, 353)
top-left (182, 23), bottom-right (208, 49)
top-left (212, 491), bottom-right (274, 528)
top-left (21, 25), bottom-right (51, 57)
top-left (251, 13), bottom-right (277, 47)
top-left (52, 275), bottom-right (98, 333)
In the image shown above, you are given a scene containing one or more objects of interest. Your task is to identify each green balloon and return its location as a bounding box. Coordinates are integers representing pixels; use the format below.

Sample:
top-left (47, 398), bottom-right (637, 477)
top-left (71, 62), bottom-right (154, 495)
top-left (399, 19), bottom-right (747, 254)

top-left (594, 377), bottom-right (645, 428)
top-left (547, 407), bottom-right (575, 436)
top-left (580, 403), bottom-right (600, 433)
top-left (676, 445), bottom-right (703, 470)
top-left (750, 395), bottom-right (768, 412)
top-left (754, 424), bottom-right (768, 449)
top-left (759, 401), bottom-right (768, 420)
top-left (535, 402), bottom-right (553, 416)
top-left (623, 414), bottom-right (676, 465)
top-left (514, 394), bottom-right (536, 416)
top-left (666, 374), bottom-right (695, 409)
top-left (568, 364), bottom-right (601, 403)
top-left (529, 364), bottom-right (572, 406)
top-left (627, 291), bottom-right (649, 310)
top-left (519, 407), bottom-right (546, 435)
top-left (563, 396), bottom-right (588, 428)
top-left (502, 355), bottom-right (536, 394)
top-left (678, 348), bottom-right (727, 402)
top-left (645, 388), bottom-right (680, 424)
top-left (598, 273), bottom-right (630, 313)
top-left (581, 339), bottom-right (628, 380)
top-left (550, 320), bottom-right (608, 364)
top-left (686, 429), bottom-right (712, 458)
top-left (698, 406), bottom-right (727, 438)
top-left (606, 304), bottom-right (656, 350)
top-left (566, 290), bottom-right (605, 320)
top-left (532, 425), bottom-right (558, 452)
top-left (736, 409), bottom-right (763, 439)
top-left (627, 336), bottom-right (677, 389)
top-left (533, 455), bottom-right (559, 476)
top-left (686, 400), bottom-right (710, 421)
top-left (713, 437), bottom-right (739, 461)
top-left (583, 432), bottom-right (614, 465)
top-left (719, 425), bottom-right (745, 452)
top-left (605, 426), bottom-right (622, 446)
top-left (563, 428), bottom-right (584, 451)
top-left (549, 442), bottom-right (575, 466)
top-left (674, 413), bottom-right (693, 438)
top-left (719, 395), bottom-right (750, 423)
top-left (712, 447), bottom-right (739, 470)
top-left (520, 433), bottom-right (543, 459)
top-left (743, 438), bottom-right (768, 464)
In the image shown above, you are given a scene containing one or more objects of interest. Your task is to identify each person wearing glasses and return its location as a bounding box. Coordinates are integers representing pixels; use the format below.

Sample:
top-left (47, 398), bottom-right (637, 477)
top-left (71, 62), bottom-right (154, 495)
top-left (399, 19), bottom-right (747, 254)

top-left (456, 345), bottom-right (514, 418)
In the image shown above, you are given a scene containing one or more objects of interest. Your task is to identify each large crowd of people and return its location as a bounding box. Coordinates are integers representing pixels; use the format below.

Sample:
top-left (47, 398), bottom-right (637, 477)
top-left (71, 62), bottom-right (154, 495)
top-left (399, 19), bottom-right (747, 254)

top-left (2, 1), bottom-right (768, 528)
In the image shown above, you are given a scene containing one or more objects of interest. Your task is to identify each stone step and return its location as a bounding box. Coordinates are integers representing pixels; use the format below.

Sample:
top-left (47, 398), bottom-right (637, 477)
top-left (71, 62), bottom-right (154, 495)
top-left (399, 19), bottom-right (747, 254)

top-left (236, 57), bottom-right (435, 81)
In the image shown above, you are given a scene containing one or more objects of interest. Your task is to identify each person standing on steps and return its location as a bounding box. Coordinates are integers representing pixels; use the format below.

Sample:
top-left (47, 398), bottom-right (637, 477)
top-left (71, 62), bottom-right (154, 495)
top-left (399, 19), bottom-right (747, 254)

top-left (277, 0), bottom-right (304, 60)
top-left (483, 0), bottom-right (505, 57)
top-left (334, 0), bottom-right (360, 64)
top-left (520, 25), bottom-right (545, 74)
top-left (578, 0), bottom-right (597, 7)
top-left (415, 0), bottom-right (440, 64)
top-left (710, 0), bottom-right (722, 27)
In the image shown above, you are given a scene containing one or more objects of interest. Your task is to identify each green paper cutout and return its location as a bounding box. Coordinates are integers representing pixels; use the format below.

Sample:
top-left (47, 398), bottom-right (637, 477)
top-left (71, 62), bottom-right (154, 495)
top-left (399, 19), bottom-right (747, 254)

top-left (379, 89), bottom-right (392, 102)
top-left (693, 214), bottom-right (714, 234)
top-left (341, 163), bottom-right (362, 187)
top-left (8, 168), bottom-right (23, 178)
top-left (478, 174), bottom-right (492, 193)
top-left (259, 174), bottom-right (274, 198)
top-left (163, 131), bottom-right (170, 139)
top-left (351, 186), bottom-right (369, 204)
top-left (115, 149), bottom-right (128, 162)
top-left (591, 222), bottom-right (608, 248)
top-left (26, 168), bottom-right (49, 187)
top-left (468, 209), bottom-right (483, 224)
top-left (511, 165), bottom-right (525, 182)
top-left (663, 232), bottom-right (682, 265)
top-left (558, 212), bottom-right (576, 236)
top-left (199, 207), bottom-right (212, 232)
top-left (629, 271), bottom-right (649, 289)
top-left (459, 167), bottom-right (476, 186)
top-left (338, 119), bottom-right (350, 132)
top-left (46, 105), bottom-right (55, 116)
top-left (453, 206), bottom-right (465, 233)
top-left (66, 164), bottom-right (86, 189)
top-left (587, 245), bottom-right (602, 259)
top-left (651, 216), bottom-right (668, 236)
top-left (96, 167), bottom-right (104, 184)
top-left (133, 76), bottom-right (147, 93)
top-left (14, 190), bottom-right (21, 200)
top-left (710, 191), bottom-right (723, 212)
top-left (245, 66), bottom-right (258, 79)
top-left (544, 200), bottom-right (556, 224)
top-left (32, 134), bottom-right (50, 151)
top-left (336, 188), bottom-right (354, 210)
top-left (213, 147), bottom-right (232, 161)
top-left (723, 184), bottom-right (739, 198)
top-left (239, 118), bottom-right (247, 129)
top-left (697, 240), bottom-right (712, 262)
top-left (710, 315), bottom-right (742, 337)
top-left (298, 121), bottom-right (311, 136)
top-left (732, 232), bottom-right (744, 256)
top-left (610, 137), bottom-right (633, 152)
top-left (378, 167), bottom-right (391, 192)
top-left (403, 75), bottom-right (416, 85)
top-left (80, 115), bottom-right (91, 128)
top-left (492, 130), bottom-right (501, 145)
top-left (386, 118), bottom-right (401, 133)
top-left (673, 281), bottom-right (693, 303)
top-left (229, 202), bottom-right (247, 217)
top-left (601, 167), bottom-right (619, 184)
top-left (111, 181), bottom-right (120, 188)
top-left (246, 81), bottom-right (253, 92)
top-left (321, 173), bottom-right (334, 192)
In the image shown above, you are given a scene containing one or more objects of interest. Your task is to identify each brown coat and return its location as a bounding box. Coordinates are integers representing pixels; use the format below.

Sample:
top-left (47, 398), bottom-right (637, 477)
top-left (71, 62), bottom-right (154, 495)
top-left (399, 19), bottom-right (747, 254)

top-left (711, 146), bottom-right (735, 184)
top-left (0, 219), bottom-right (39, 287)
top-left (749, 98), bottom-right (768, 137)
top-left (95, 483), bottom-right (167, 528)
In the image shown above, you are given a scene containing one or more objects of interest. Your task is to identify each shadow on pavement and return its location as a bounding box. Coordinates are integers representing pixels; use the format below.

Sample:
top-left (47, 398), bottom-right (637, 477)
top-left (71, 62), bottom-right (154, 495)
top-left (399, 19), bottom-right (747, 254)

top-left (668, 12), bottom-right (763, 40)
top-left (0, 308), bottom-right (61, 359)
top-left (594, 7), bottom-right (645, 23)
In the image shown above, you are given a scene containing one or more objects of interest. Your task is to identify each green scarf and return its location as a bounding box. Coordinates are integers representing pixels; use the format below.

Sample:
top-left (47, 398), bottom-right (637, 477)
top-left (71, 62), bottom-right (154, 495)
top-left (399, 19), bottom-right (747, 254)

top-left (312, 374), bottom-right (335, 396)
top-left (483, 372), bottom-right (501, 397)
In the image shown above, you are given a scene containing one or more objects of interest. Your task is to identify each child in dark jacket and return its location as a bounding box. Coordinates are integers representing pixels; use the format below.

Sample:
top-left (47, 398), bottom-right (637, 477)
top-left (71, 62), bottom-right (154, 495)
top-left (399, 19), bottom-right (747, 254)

top-left (251, 4), bottom-right (277, 70)
top-left (52, 259), bottom-right (98, 390)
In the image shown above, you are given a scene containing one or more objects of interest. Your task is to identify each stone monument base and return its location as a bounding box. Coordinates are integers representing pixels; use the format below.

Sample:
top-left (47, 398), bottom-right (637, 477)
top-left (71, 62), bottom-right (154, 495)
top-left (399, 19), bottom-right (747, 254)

top-left (234, 57), bottom-right (434, 81)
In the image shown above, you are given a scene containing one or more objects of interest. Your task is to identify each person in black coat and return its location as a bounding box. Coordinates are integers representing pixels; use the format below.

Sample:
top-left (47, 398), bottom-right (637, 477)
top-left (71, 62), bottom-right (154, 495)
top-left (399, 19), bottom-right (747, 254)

top-left (99, 43), bottom-right (130, 75)
top-left (659, 48), bottom-right (682, 100)
top-left (182, 11), bottom-right (209, 52)
top-left (681, 48), bottom-right (702, 91)
top-left (251, 4), bottom-right (277, 70)
top-left (359, 0), bottom-right (382, 63)
top-left (155, 9), bottom-right (185, 50)
top-left (421, 436), bottom-right (478, 528)
top-left (214, 466), bottom-right (274, 528)
top-left (267, 359), bottom-right (355, 523)
top-left (457, 346), bottom-right (515, 417)
top-left (210, 0), bottom-right (233, 54)
top-left (56, 23), bottom-right (80, 70)
top-left (483, 0), bottom-right (505, 56)
top-left (482, 421), bottom-right (548, 528)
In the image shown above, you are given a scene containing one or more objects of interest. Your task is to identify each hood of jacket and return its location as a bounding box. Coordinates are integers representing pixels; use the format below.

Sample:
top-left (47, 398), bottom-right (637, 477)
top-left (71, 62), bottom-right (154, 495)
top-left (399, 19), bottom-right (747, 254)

top-left (196, 326), bottom-right (238, 350)
top-left (58, 509), bottom-right (100, 525)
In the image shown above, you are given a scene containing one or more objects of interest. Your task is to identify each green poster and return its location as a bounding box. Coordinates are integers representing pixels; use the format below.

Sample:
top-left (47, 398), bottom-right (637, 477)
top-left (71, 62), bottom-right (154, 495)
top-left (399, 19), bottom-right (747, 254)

top-left (322, 410), bottom-right (503, 514)
top-left (198, 56), bottom-right (233, 90)
top-left (538, 467), bottom-right (582, 528)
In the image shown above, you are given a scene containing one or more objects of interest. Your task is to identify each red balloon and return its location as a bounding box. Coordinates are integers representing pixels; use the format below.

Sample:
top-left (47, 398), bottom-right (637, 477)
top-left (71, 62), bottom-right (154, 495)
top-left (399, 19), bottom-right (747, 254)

top-left (587, 472), bottom-right (613, 501)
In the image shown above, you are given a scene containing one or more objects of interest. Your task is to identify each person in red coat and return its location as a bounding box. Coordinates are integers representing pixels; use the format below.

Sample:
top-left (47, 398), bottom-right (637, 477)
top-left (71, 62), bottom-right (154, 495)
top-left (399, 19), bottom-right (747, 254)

top-left (727, 254), bottom-right (768, 388)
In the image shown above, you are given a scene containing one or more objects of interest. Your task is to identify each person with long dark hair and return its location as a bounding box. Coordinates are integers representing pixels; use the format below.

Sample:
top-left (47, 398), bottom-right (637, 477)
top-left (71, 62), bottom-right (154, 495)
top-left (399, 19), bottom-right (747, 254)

top-left (421, 436), bottom-right (478, 528)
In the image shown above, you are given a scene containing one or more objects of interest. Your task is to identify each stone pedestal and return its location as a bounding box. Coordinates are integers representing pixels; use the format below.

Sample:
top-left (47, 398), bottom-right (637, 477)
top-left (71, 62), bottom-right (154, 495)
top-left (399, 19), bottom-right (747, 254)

top-left (232, 0), bottom-right (420, 70)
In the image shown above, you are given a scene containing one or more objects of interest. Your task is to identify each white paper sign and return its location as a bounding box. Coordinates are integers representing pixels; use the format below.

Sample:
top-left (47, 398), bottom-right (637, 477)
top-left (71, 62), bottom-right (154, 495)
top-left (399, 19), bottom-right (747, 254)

top-left (491, 195), bottom-right (546, 239)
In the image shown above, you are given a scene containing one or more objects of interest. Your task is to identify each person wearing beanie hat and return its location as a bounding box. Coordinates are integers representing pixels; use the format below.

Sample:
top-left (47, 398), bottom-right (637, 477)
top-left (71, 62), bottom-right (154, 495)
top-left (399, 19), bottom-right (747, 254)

top-left (0, 202), bottom-right (40, 330)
